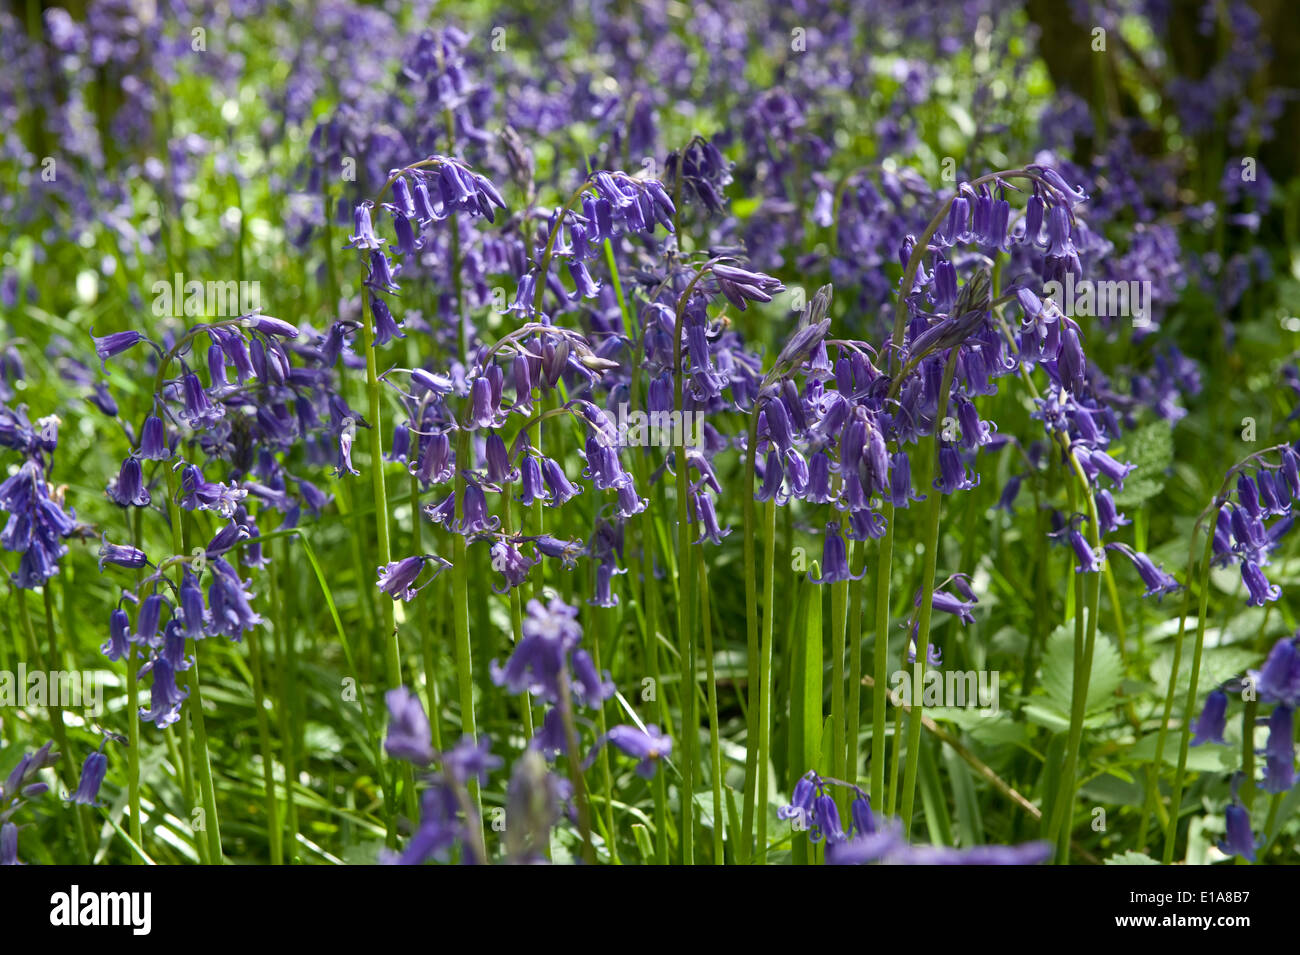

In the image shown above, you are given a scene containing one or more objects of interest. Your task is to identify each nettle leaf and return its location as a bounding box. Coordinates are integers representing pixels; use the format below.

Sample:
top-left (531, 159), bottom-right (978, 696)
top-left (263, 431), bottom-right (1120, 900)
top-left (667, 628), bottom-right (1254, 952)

top-left (1148, 644), bottom-right (1260, 701)
top-left (1035, 621), bottom-right (1124, 721)
top-left (1127, 731), bottom-right (1232, 771)
top-left (1112, 420), bottom-right (1174, 507)
top-left (1104, 850), bottom-right (1161, 865)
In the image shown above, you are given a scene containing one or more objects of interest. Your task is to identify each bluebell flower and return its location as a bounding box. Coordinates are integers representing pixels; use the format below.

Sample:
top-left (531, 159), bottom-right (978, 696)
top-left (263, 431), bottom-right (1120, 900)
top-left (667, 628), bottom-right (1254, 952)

top-left (1105, 543), bottom-right (1180, 599)
top-left (692, 490), bottom-right (731, 544)
top-left (134, 593), bottom-right (164, 647)
top-left (1261, 706), bottom-right (1295, 794)
top-left (177, 371), bottom-right (224, 430)
top-left (1094, 489), bottom-right (1129, 535)
top-left (206, 557), bottom-right (263, 638)
top-left (91, 329), bottom-right (145, 362)
top-left (934, 445), bottom-right (979, 493)
top-left (927, 582), bottom-right (977, 624)
top-left (67, 751), bottom-right (108, 807)
top-left (779, 772), bottom-right (818, 825)
top-left (571, 648), bottom-right (616, 705)
top-left (0, 821), bottom-right (16, 865)
top-left (1073, 445), bottom-right (1134, 489)
top-left (849, 796), bottom-right (875, 836)
top-left (1219, 803), bottom-right (1256, 861)
top-left (1191, 689), bottom-right (1229, 746)
top-left (346, 200), bottom-right (384, 250)
top-left (811, 794), bottom-right (846, 844)
top-left (826, 817), bottom-right (1051, 865)
top-left (907, 633), bottom-right (944, 666)
top-left (179, 464), bottom-right (247, 518)
top-left (459, 482), bottom-right (500, 533)
top-left (1251, 637), bottom-right (1300, 707)
top-left (370, 294), bottom-right (404, 346)
top-left (491, 597), bottom-right (588, 706)
top-left (179, 572), bottom-right (207, 639)
top-left (890, 451), bottom-right (924, 508)
top-left (491, 540), bottom-right (536, 593)
top-left (1241, 561), bottom-right (1281, 607)
top-left (98, 539), bottom-right (147, 572)
top-left (377, 555), bottom-right (449, 602)
top-left (810, 522), bottom-right (866, 584)
top-left (138, 655), bottom-right (188, 728)
top-left (412, 430), bottom-right (453, 485)
top-left (441, 735), bottom-right (502, 787)
top-left (384, 687), bottom-right (434, 766)
top-left (602, 725), bottom-right (672, 778)
top-left (504, 749), bottom-right (571, 863)
top-left (382, 787), bottom-right (461, 866)
top-left (539, 459), bottom-right (582, 508)
top-left (161, 621), bottom-right (192, 673)
top-left (101, 607), bottom-right (132, 662)
top-left (1257, 471), bottom-right (1290, 516)
top-left (138, 415), bottom-right (170, 460)
top-left (1280, 446), bottom-right (1300, 497)
top-left (1067, 521), bottom-right (1105, 573)
top-left (531, 706), bottom-right (568, 759)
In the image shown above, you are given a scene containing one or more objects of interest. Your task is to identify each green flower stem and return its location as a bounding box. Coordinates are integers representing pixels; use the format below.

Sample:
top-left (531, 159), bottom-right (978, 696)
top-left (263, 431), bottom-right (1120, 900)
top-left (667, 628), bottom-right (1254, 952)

top-left (698, 549), bottom-right (725, 864)
top-left (1135, 537), bottom-right (1202, 853)
top-left (870, 500), bottom-right (895, 810)
top-left (185, 648), bottom-right (223, 863)
top-left (360, 288), bottom-right (401, 697)
top-left (755, 496), bottom-right (777, 864)
top-left (830, 574), bottom-right (848, 790)
top-left (162, 467), bottom-right (222, 863)
top-left (451, 426), bottom-right (482, 836)
top-left (608, 234), bottom-right (672, 865)
top-left (557, 671), bottom-right (597, 865)
top-left (990, 303), bottom-right (1103, 860)
top-left (588, 597), bottom-right (619, 864)
top-left (273, 599), bottom-right (303, 858)
top-left (19, 591), bottom-right (87, 863)
top-left (498, 496), bottom-right (533, 742)
top-left (847, 541), bottom-right (866, 786)
top-left (670, 267), bottom-right (716, 864)
top-left (1043, 459), bottom-right (1103, 862)
top-left (741, 408), bottom-right (761, 861)
top-left (246, 622), bottom-right (282, 865)
top-left (887, 694), bottom-right (906, 816)
top-left (412, 472), bottom-right (448, 749)
top-left (531, 181), bottom-right (595, 315)
top-left (1163, 516), bottom-right (1220, 864)
top-left (889, 169), bottom-right (1036, 369)
top-left (900, 349), bottom-right (960, 835)
top-left (1240, 698), bottom-right (1258, 818)
top-left (124, 639), bottom-right (143, 856)
top-left (127, 508), bottom-right (145, 859)
top-left (673, 405), bottom-right (696, 863)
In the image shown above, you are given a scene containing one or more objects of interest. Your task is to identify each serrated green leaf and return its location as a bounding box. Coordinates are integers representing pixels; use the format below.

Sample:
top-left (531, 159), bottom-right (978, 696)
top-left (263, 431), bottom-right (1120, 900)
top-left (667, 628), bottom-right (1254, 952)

top-left (1037, 622), bottom-right (1124, 718)
top-left (1104, 850), bottom-right (1161, 865)
top-left (1112, 421), bottom-right (1174, 507)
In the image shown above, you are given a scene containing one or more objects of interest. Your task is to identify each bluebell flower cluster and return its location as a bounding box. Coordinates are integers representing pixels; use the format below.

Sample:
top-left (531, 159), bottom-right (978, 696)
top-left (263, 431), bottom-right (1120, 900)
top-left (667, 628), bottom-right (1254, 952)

top-left (1210, 453), bottom-right (1300, 606)
top-left (0, 741), bottom-right (59, 866)
top-left (780, 770), bottom-right (1050, 865)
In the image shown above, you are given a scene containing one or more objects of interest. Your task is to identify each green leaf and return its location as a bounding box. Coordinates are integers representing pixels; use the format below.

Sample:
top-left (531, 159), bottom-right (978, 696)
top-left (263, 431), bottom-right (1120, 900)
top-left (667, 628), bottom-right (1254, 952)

top-left (1103, 850), bottom-right (1161, 865)
top-left (1112, 420), bottom-right (1174, 507)
top-left (1036, 622), bottom-right (1124, 719)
